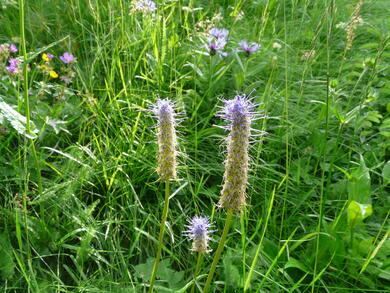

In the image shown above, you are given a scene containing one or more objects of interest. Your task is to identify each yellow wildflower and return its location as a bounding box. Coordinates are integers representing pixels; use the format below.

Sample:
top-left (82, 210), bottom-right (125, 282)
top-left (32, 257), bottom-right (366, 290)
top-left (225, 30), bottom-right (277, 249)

top-left (42, 53), bottom-right (49, 62)
top-left (49, 71), bottom-right (58, 78)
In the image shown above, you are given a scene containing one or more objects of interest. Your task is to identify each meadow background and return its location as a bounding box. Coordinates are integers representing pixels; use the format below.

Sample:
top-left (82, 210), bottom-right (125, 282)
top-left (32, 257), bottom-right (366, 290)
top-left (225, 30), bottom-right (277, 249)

top-left (0, 0), bottom-right (389, 292)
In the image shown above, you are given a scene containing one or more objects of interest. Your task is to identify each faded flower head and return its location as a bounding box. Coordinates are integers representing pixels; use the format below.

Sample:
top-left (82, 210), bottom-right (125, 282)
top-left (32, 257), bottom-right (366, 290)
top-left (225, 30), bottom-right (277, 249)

top-left (59, 52), bottom-right (76, 64)
top-left (131, 0), bottom-right (156, 14)
top-left (217, 94), bottom-right (263, 210)
top-left (151, 99), bottom-right (178, 181)
top-left (184, 216), bottom-right (213, 253)
top-left (238, 41), bottom-right (260, 55)
top-left (209, 28), bottom-right (229, 39)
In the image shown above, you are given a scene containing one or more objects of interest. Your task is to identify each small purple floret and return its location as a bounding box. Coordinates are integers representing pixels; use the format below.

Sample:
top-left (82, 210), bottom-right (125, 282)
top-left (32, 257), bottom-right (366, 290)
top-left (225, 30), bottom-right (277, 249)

top-left (59, 52), bottom-right (75, 64)
top-left (184, 216), bottom-right (212, 240)
top-left (47, 54), bottom-right (54, 59)
top-left (239, 41), bottom-right (260, 55)
top-left (6, 58), bottom-right (19, 73)
top-left (9, 44), bottom-right (18, 53)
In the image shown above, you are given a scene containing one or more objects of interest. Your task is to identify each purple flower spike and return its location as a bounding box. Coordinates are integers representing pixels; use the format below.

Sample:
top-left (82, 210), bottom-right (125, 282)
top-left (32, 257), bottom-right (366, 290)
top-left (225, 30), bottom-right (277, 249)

top-left (209, 28), bottom-right (229, 40)
top-left (239, 41), bottom-right (260, 55)
top-left (207, 38), bottom-right (227, 57)
top-left (9, 44), bottom-right (18, 53)
top-left (151, 99), bottom-right (178, 181)
top-left (60, 52), bottom-right (75, 64)
top-left (184, 216), bottom-right (214, 253)
top-left (217, 94), bottom-right (264, 210)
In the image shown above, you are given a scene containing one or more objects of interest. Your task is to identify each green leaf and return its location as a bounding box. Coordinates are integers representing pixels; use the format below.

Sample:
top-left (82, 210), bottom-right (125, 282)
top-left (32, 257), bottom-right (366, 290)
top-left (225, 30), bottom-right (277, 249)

top-left (347, 201), bottom-right (373, 229)
top-left (0, 233), bottom-right (16, 280)
top-left (382, 161), bottom-right (390, 186)
top-left (0, 98), bottom-right (39, 139)
top-left (347, 156), bottom-right (371, 203)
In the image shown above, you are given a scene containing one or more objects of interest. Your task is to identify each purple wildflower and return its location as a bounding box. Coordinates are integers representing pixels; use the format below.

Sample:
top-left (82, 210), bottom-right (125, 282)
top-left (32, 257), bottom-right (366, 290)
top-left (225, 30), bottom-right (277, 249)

top-left (151, 99), bottom-right (178, 181)
top-left (209, 28), bottom-right (229, 40)
top-left (217, 94), bottom-right (263, 210)
top-left (6, 58), bottom-right (20, 73)
top-left (9, 44), bottom-right (18, 53)
top-left (47, 54), bottom-right (54, 59)
top-left (184, 216), bottom-right (214, 253)
top-left (238, 41), bottom-right (260, 55)
top-left (59, 52), bottom-right (75, 64)
top-left (132, 0), bottom-right (156, 13)
top-left (207, 38), bottom-right (227, 56)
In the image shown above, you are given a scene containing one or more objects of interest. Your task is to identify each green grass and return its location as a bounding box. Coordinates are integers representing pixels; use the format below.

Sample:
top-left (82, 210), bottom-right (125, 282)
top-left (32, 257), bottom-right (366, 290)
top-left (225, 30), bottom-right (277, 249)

top-left (0, 0), bottom-right (389, 292)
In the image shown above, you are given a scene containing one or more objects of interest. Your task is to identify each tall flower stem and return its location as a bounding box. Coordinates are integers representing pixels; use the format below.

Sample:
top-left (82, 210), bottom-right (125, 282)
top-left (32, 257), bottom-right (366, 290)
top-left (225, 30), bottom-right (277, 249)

top-left (190, 252), bottom-right (203, 293)
top-left (149, 180), bottom-right (170, 293)
top-left (202, 208), bottom-right (234, 293)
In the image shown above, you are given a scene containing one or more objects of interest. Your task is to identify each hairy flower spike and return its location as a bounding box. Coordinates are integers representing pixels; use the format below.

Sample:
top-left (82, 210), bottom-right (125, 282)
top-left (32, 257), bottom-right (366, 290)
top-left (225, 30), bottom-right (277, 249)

top-left (184, 216), bottom-right (213, 253)
top-left (152, 99), bottom-right (177, 181)
top-left (217, 95), bottom-right (260, 210)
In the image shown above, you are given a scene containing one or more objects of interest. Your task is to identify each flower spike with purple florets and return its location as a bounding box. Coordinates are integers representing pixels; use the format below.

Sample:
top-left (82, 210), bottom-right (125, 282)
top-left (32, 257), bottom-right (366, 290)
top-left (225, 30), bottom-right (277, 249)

top-left (238, 41), bottom-right (260, 55)
top-left (184, 216), bottom-right (214, 253)
top-left (217, 94), bottom-right (264, 210)
top-left (151, 99), bottom-right (178, 181)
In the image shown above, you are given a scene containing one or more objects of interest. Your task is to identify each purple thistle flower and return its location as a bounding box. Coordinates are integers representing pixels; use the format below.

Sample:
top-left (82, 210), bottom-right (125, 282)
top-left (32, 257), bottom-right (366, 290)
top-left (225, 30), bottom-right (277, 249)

top-left (217, 94), bottom-right (263, 210)
top-left (207, 38), bottom-right (227, 57)
top-left (151, 99), bottom-right (178, 181)
top-left (59, 52), bottom-right (76, 64)
top-left (238, 41), bottom-right (260, 55)
top-left (9, 44), bottom-right (18, 53)
top-left (184, 216), bottom-right (214, 253)
top-left (209, 28), bottom-right (229, 40)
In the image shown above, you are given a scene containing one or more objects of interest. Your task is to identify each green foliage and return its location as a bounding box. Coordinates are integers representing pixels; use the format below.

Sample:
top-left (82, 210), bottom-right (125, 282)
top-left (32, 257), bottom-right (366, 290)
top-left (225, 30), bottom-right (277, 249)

top-left (0, 0), bottom-right (389, 292)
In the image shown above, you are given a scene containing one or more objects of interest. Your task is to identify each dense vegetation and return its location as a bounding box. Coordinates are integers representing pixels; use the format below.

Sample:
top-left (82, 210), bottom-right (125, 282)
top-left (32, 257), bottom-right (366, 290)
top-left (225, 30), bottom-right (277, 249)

top-left (0, 0), bottom-right (389, 292)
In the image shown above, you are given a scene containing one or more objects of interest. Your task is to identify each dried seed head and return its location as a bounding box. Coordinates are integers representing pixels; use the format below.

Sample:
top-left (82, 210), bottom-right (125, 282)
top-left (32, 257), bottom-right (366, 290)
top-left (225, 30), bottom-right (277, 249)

top-left (184, 216), bottom-right (214, 253)
top-left (152, 99), bottom-right (177, 181)
top-left (217, 94), bottom-right (262, 210)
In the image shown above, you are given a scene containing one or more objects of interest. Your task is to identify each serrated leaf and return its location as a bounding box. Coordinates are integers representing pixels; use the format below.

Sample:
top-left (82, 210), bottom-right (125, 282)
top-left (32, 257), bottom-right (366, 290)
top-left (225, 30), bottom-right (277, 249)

top-left (0, 98), bottom-right (39, 139)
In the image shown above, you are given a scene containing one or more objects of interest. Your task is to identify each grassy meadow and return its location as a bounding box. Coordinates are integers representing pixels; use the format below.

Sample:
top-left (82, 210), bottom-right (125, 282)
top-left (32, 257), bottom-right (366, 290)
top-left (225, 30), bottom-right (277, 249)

top-left (0, 0), bottom-right (389, 292)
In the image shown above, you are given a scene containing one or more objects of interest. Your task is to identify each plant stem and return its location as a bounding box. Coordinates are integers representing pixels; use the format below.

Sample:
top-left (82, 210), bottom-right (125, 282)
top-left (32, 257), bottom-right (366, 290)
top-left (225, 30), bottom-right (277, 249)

top-left (148, 180), bottom-right (170, 293)
top-left (191, 252), bottom-right (203, 293)
top-left (202, 208), bottom-right (234, 293)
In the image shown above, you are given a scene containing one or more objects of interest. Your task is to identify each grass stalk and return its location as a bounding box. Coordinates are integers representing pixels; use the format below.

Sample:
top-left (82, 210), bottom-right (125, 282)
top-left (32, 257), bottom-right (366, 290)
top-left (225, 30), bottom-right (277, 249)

top-left (202, 208), bottom-right (234, 293)
top-left (190, 252), bottom-right (203, 293)
top-left (148, 180), bottom-right (171, 293)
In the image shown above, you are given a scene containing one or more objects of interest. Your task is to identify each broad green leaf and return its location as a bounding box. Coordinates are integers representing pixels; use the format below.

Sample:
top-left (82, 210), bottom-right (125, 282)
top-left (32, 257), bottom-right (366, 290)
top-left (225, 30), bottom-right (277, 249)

top-left (347, 156), bottom-right (371, 203)
top-left (0, 233), bottom-right (15, 280)
top-left (0, 98), bottom-right (39, 139)
top-left (382, 161), bottom-right (390, 186)
top-left (347, 201), bottom-right (373, 229)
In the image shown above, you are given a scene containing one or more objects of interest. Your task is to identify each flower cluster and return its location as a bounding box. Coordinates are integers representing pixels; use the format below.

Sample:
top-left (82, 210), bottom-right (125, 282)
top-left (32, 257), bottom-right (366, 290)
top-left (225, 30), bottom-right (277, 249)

top-left (0, 43), bottom-right (20, 74)
top-left (184, 216), bottom-right (214, 253)
top-left (131, 0), bottom-right (156, 14)
top-left (152, 99), bottom-right (178, 181)
top-left (37, 51), bottom-right (76, 83)
top-left (217, 95), bottom-right (261, 210)
top-left (202, 28), bottom-right (260, 57)
top-left (206, 27), bottom-right (229, 56)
